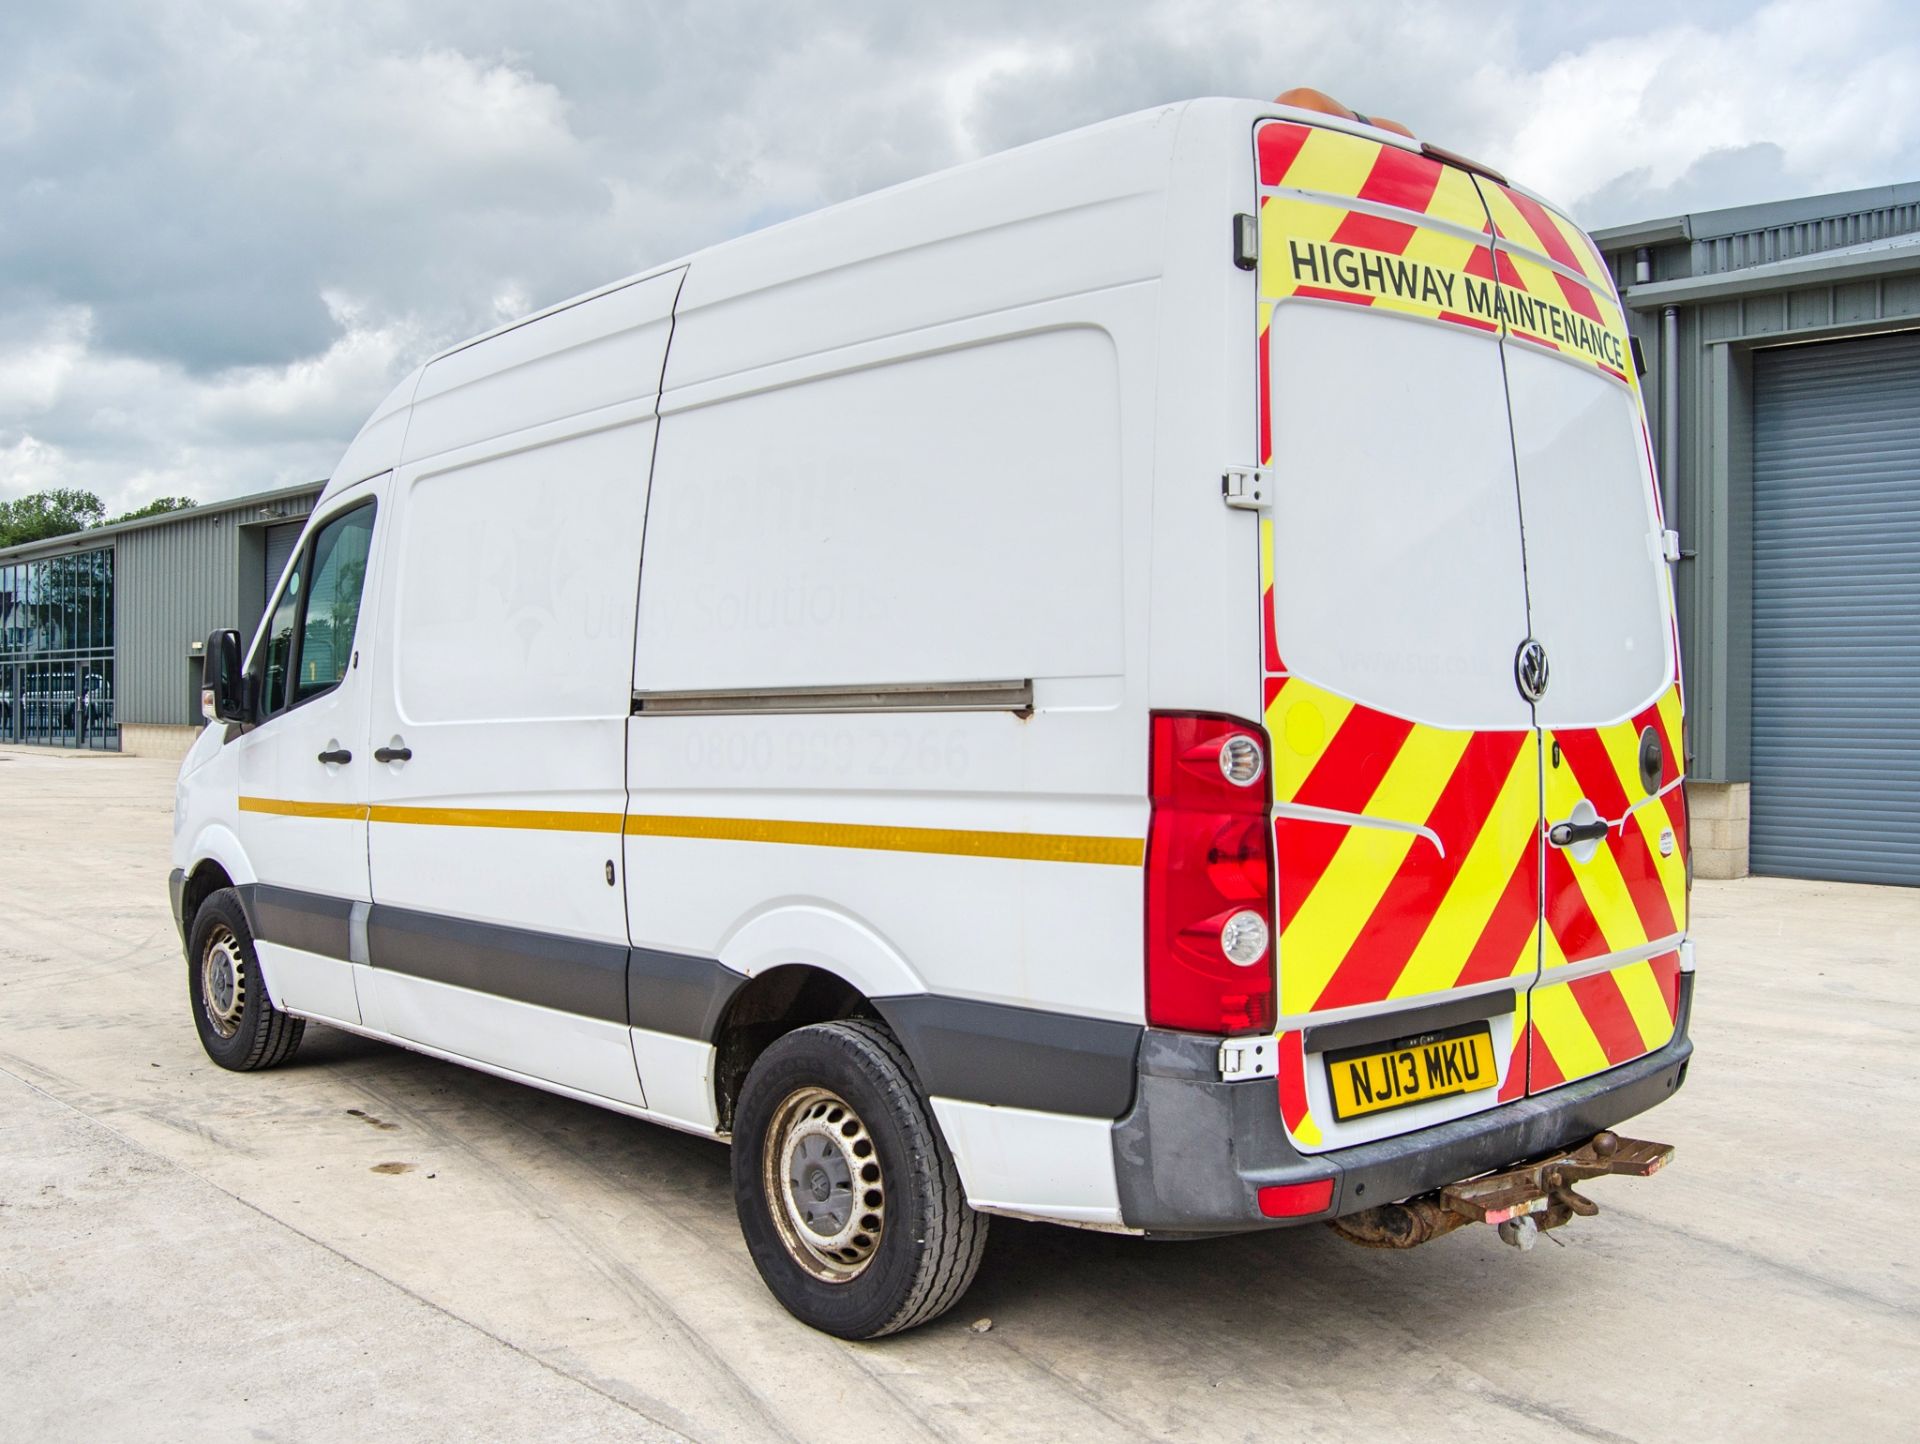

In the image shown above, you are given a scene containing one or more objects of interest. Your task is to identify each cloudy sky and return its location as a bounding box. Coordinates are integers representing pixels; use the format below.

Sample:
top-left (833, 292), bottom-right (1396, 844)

top-left (4, 0), bottom-right (1917, 515)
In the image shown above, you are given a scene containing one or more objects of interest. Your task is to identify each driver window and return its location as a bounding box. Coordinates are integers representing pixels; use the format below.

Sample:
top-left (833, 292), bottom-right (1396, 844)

top-left (252, 500), bottom-right (376, 722)
top-left (295, 506), bottom-right (375, 704)
top-left (258, 550), bottom-right (306, 718)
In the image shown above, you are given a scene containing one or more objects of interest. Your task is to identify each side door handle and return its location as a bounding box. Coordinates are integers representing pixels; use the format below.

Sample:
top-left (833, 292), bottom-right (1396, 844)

top-left (374, 745), bottom-right (412, 764)
top-left (1549, 819), bottom-right (1612, 848)
top-left (317, 748), bottom-right (353, 766)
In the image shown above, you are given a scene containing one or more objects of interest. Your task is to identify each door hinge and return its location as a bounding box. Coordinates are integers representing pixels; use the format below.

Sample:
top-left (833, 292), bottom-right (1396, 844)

top-left (1660, 528), bottom-right (1682, 563)
top-left (1223, 466), bottom-right (1274, 512)
top-left (1219, 1036), bottom-right (1280, 1081)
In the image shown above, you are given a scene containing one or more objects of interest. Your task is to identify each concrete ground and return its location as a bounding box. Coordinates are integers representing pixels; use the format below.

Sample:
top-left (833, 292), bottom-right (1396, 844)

top-left (1, 746), bottom-right (1914, 1443)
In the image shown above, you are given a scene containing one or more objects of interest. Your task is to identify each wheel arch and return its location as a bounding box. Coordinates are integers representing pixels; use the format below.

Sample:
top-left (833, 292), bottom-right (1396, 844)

top-left (179, 829), bottom-right (252, 941)
top-left (711, 964), bottom-right (879, 1133)
top-left (706, 900), bottom-right (932, 1130)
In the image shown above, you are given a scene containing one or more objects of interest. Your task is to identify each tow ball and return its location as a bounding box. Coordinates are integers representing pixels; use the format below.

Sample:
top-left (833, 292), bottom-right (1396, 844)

top-left (1329, 1131), bottom-right (1673, 1251)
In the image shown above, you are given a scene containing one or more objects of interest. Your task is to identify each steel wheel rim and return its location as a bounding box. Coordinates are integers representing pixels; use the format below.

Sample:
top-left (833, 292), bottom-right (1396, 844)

top-left (763, 1086), bottom-right (885, 1283)
top-left (201, 924), bottom-right (246, 1039)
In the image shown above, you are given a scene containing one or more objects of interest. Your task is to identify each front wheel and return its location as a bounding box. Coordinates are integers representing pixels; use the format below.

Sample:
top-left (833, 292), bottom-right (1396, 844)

top-left (732, 1020), bottom-right (987, 1338)
top-left (187, 888), bottom-right (304, 1071)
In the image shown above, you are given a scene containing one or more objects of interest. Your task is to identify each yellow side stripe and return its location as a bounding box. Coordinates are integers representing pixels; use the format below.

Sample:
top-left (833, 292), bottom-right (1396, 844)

top-left (369, 804), bottom-right (624, 834)
top-left (623, 814), bottom-right (1144, 866)
top-left (238, 797), bottom-right (366, 822)
top-left (236, 797), bottom-right (1140, 866)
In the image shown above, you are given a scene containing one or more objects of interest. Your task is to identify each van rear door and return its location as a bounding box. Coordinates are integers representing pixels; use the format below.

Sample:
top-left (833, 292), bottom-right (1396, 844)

top-left (1253, 121), bottom-right (1544, 1153)
top-left (1473, 182), bottom-right (1688, 1093)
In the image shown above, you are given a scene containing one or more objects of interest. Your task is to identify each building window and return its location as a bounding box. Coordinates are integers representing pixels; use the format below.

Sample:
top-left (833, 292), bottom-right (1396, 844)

top-left (0, 546), bottom-right (118, 751)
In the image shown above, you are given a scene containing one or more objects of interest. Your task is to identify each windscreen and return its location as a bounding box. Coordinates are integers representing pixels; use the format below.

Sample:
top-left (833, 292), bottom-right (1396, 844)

top-left (1267, 304), bottom-right (1534, 731)
top-left (1504, 345), bottom-right (1672, 726)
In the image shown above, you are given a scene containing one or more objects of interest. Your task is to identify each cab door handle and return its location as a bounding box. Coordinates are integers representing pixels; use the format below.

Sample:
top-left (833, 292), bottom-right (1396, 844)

top-left (317, 748), bottom-right (353, 766)
top-left (374, 745), bottom-right (412, 764)
top-left (1549, 819), bottom-right (1611, 848)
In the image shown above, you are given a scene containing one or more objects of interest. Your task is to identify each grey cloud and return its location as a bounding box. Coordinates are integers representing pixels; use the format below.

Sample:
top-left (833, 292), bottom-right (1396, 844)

top-left (1577, 142), bottom-right (1795, 228)
top-left (2, 1), bottom-right (1917, 514)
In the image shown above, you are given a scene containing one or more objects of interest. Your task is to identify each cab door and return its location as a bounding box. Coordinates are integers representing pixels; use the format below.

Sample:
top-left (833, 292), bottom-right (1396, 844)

top-left (233, 480), bottom-right (385, 1023)
top-left (1472, 181), bottom-right (1689, 1093)
top-left (1253, 120), bottom-right (1544, 1153)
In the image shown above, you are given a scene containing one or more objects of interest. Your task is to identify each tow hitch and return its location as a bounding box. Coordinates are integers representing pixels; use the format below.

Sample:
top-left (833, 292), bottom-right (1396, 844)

top-left (1329, 1131), bottom-right (1673, 1251)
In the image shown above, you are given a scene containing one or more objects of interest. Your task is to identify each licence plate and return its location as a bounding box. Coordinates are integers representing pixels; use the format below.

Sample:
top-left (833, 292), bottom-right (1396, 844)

top-left (1324, 1021), bottom-right (1498, 1122)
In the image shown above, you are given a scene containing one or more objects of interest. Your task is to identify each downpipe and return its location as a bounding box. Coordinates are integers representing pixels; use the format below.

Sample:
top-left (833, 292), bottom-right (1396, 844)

top-left (1329, 1131), bottom-right (1674, 1252)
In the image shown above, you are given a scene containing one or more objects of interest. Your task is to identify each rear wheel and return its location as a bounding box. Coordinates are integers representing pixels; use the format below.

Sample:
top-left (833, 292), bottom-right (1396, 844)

top-left (732, 1020), bottom-right (987, 1338)
top-left (188, 888), bottom-right (304, 1071)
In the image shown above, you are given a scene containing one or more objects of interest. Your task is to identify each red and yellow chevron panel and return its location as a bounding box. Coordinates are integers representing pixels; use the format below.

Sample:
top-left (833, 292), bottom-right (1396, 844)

top-left (1541, 683), bottom-right (1689, 969)
top-left (1529, 949), bottom-right (1683, 1090)
top-left (1257, 122), bottom-right (1498, 348)
top-left (1265, 672), bottom-right (1542, 1019)
top-left (1255, 120), bottom-right (1635, 391)
top-left (1276, 1030), bottom-right (1320, 1147)
top-left (1475, 178), bottom-right (1634, 386)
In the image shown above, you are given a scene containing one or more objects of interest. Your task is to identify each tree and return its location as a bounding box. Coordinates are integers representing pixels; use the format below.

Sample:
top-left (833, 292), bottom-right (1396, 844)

top-left (105, 496), bottom-right (197, 527)
top-left (0, 489), bottom-right (106, 547)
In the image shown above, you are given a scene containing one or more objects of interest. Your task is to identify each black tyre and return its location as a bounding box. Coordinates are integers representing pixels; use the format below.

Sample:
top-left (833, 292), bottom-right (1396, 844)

top-left (733, 1020), bottom-right (987, 1339)
top-left (187, 887), bottom-right (304, 1071)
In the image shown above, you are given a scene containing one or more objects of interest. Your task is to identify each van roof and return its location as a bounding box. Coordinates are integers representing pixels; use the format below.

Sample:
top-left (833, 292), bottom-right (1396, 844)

top-left (326, 98), bottom-right (1530, 498)
top-left (422, 98), bottom-right (1431, 370)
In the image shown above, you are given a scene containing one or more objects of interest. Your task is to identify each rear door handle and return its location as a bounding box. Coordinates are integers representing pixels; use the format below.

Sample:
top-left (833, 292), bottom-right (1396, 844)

top-left (1549, 819), bottom-right (1612, 848)
top-left (317, 748), bottom-right (352, 766)
top-left (374, 745), bottom-right (412, 764)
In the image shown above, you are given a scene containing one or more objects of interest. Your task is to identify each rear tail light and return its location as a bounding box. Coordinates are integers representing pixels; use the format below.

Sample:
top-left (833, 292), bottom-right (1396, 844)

top-left (1146, 713), bottom-right (1276, 1035)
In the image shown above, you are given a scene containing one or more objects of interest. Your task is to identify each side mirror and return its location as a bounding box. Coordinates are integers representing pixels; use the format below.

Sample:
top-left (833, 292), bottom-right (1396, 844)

top-left (202, 629), bottom-right (246, 723)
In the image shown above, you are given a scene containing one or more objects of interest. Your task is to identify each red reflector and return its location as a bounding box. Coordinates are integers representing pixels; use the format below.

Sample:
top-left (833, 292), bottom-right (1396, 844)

top-left (1257, 1178), bottom-right (1334, 1218)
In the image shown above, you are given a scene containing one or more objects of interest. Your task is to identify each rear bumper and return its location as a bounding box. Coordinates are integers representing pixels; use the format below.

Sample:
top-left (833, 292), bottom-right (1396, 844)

top-left (1111, 972), bottom-right (1694, 1234)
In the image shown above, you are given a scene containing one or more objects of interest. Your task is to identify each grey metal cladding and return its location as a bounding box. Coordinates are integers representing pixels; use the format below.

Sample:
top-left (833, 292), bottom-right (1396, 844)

top-left (1750, 330), bottom-right (1920, 885)
top-left (626, 947), bottom-right (748, 1040)
top-left (1301, 988), bottom-right (1517, 1057)
top-left (114, 489), bottom-right (319, 726)
top-left (872, 994), bottom-right (1143, 1118)
top-left (367, 904), bottom-right (630, 1025)
top-left (242, 884), bottom-right (354, 961)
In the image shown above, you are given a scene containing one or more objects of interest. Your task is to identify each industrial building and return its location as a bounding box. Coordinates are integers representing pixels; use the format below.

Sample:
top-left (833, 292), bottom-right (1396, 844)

top-left (0, 483), bottom-right (318, 757)
top-left (1595, 179), bottom-right (1920, 886)
top-left (4, 180), bottom-right (1916, 888)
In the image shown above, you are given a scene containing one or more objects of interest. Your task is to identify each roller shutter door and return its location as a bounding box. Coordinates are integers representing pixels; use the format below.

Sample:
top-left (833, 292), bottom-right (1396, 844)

top-left (264, 522), bottom-right (303, 598)
top-left (1751, 330), bottom-right (1920, 885)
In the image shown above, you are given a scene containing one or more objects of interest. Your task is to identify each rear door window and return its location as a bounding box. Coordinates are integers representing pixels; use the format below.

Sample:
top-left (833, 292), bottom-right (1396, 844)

top-left (1504, 347), bottom-right (1672, 725)
top-left (1267, 304), bottom-right (1533, 730)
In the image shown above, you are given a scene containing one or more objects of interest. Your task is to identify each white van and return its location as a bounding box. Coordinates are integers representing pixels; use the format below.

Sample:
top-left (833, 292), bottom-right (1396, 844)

top-left (171, 95), bottom-right (1694, 1338)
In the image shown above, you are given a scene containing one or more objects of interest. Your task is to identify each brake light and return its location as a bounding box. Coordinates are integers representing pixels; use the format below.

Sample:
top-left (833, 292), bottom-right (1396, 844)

top-left (1145, 713), bottom-right (1276, 1035)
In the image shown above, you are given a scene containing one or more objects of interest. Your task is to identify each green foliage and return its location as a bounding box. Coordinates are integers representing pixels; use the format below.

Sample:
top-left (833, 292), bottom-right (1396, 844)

top-left (105, 495), bottom-right (198, 526)
top-left (0, 490), bottom-right (200, 548)
top-left (0, 488), bottom-right (107, 547)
